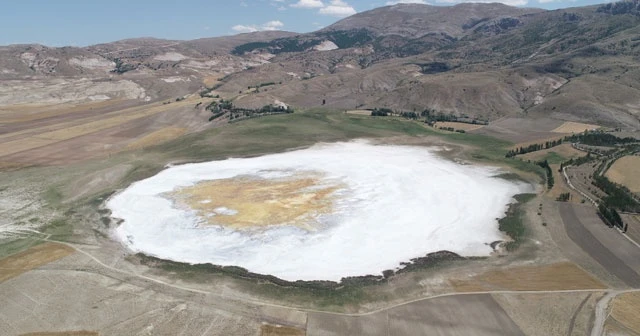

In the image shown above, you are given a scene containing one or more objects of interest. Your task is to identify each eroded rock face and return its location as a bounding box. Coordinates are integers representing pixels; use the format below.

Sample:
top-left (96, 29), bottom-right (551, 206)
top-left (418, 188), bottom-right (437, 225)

top-left (0, 78), bottom-right (147, 105)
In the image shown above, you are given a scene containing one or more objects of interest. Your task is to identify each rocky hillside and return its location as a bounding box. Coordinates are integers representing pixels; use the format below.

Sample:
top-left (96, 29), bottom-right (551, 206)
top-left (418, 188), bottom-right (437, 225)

top-left (1, 2), bottom-right (640, 128)
top-left (221, 1), bottom-right (640, 129)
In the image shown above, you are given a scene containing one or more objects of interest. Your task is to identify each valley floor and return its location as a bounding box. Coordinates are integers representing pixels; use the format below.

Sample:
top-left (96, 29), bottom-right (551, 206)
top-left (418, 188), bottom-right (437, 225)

top-left (1, 108), bottom-right (639, 336)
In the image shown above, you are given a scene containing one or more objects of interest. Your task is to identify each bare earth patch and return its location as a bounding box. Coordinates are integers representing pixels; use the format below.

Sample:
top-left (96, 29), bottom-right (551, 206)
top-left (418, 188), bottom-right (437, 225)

top-left (346, 109), bottom-right (371, 115)
top-left (606, 155), bottom-right (640, 193)
top-left (261, 324), bottom-right (305, 336)
top-left (552, 121), bottom-right (600, 134)
top-left (0, 242), bottom-right (75, 283)
top-left (450, 262), bottom-right (605, 292)
top-left (126, 127), bottom-right (187, 150)
top-left (435, 121), bottom-right (485, 132)
top-left (610, 292), bottom-right (640, 334)
top-left (519, 143), bottom-right (585, 163)
top-left (19, 332), bottom-right (98, 336)
top-left (171, 173), bottom-right (343, 230)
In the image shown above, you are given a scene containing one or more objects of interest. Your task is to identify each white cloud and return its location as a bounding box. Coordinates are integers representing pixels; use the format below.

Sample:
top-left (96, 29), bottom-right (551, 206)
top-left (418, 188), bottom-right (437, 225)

top-left (262, 20), bottom-right (285, 30)
top-left (232, 20), bottom-right (285, 33)
top-left (232, 25), bottom-right (259, 33)
top-left (319, 0), bottom-right (357, 17)
top-left (386, 0), bottom-right (428, 4)
top-left (290, 0), bottom-right (324, 8)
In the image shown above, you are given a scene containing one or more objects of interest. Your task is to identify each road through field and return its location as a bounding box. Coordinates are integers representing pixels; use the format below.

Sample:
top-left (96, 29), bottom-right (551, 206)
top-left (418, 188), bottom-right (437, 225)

top-left (558, 203), bottom-right (640, 287)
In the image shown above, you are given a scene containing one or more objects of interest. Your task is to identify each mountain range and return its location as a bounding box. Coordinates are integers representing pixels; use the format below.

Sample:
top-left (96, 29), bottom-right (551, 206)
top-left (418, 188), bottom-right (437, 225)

top-left (2, 1), bottom-right (640, 128)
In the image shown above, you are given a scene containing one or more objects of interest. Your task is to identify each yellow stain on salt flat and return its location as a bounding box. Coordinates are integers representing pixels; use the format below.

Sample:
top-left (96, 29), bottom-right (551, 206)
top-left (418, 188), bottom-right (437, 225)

top-left (171, 174), bottom-right (342, 230)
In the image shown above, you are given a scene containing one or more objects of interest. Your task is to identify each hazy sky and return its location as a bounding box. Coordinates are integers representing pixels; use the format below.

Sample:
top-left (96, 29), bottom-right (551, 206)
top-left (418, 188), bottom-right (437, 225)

top-left (1, 0), bottom-right (610, 47)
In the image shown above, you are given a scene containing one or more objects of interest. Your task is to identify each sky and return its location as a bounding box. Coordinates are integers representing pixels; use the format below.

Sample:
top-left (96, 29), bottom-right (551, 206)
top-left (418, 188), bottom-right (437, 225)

top-left (0, 0), bottom-right (612, 47)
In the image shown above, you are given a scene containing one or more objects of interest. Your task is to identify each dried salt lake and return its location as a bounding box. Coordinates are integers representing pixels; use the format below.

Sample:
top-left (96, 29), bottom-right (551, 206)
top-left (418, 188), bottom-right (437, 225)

top-left (107, 141), bottom-right (529, 281)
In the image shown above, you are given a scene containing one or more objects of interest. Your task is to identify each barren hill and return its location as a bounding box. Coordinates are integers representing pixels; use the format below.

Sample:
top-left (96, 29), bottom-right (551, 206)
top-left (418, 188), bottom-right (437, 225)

top-left (1, 2), bottom-right (640, 129)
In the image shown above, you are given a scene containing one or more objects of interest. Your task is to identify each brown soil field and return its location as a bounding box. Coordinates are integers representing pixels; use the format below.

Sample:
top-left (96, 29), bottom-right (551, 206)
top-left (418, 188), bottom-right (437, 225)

top-left (0, 242), bottom-right (75, 283)
top-left (261, 325), bottom-right (305, 336)
top-left (450, 262), bottom-right (605, 292)
top-left (19, 332), bottom-right (99, 336)
top-left (552, 121), bottom-right (600, 133)
top-left (0, 96), bottom-right (210, 167)
top-left (606, 155), bottom-right (640, 193)
top-left (610, 292), bottom-right (640, 334)
top-left (126, 127), bottom-right (187, 150)
top-left (435, 121), bottom-right (485, 131)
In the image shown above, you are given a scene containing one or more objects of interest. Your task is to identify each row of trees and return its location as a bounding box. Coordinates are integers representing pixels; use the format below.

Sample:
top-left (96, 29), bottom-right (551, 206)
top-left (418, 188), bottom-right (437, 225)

top-left (505, 139), bottom-right (563, 158)
top-left (206, 99), bottom-right (293, 122)
top-left (598, 203), bottom-right (626, 231)
top-left (593, 175), bottom-right (640, 212)
top-left (558, 153), bottom-right (595, 171)
top-left (537, 160), bottom-right (555, 189)
top-left (564, 131), bottom-right (637, 146)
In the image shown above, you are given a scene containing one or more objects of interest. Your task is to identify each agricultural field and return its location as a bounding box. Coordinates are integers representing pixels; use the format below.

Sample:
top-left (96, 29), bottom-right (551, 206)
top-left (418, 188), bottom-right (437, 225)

top-left (606, 155), bottom-right (640, 194)
top-left (0, 108), bottom-right (637, 336)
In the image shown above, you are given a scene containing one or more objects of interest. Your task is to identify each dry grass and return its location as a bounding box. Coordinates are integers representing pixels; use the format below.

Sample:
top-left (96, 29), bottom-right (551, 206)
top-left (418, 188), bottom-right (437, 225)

top-left (19, 332), bottom-right (98, 336)
top-left (126, 127), bottom-right (187, 150)
top-left (0, 97), bottom-right (203, 159)
top-left (450, 262), bottom-right (605, 292)
top-left (518, 144), bottom-right (585, 163)
top-left (546, 163), bottom-right (585, 203)
top-left (0, 100), bottom-right (121, 124)
top-left (172, 173), bottom-right (342, 230)
top-left (435, 121), bottom-right (485, 132)
top-left (552, 121), bottom-right (600, 134)
top-left (0, 242), bottom-right (75, 283)
top-left (606, 155), bottom-right (640, 193)
top-left (261, 325), bottom-right (305, 336)
top-left (346, 110), bottom-right (371, 115)
top-left (610, 292), bottom-right (640, 334)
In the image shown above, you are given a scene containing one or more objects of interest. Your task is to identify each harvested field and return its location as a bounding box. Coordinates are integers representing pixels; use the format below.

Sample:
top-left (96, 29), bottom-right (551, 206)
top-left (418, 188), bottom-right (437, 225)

top-left (558, 203), bottom-right (640, 287)
top-left (0, 96), bottom-right (210, 166)
top-left (471, 117), bottom-right (563, 143)
top-left (435, 121), bottom-right (485, 131)
top-left (606, 155), bottom-right (640, 193)
top-left (492, 292), bottom-right (600, 336)
top-left (126, 127), bottom-right (187, 150)
top-left (346, 109), bottom-right (371, 115)
top-left (261, 324), bottom-right (305, 336)
top-left (19, 332), bottom-right (99, 336)
top-left (450, 262), bottom-right (605, 292)
top-left (610, 292), bottom-right (640, 334)
top-left (552, 121), bottom-right (600, 134)
top-left (0, 242), bottom-right (75, 283)
top-left (307, 294), bottom-right (524, 336)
